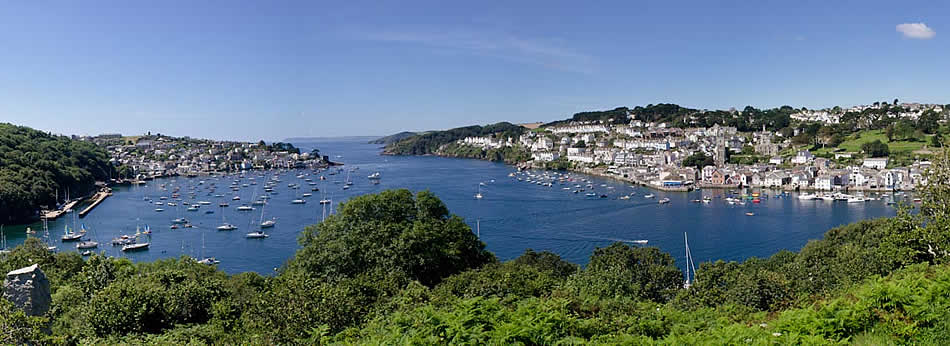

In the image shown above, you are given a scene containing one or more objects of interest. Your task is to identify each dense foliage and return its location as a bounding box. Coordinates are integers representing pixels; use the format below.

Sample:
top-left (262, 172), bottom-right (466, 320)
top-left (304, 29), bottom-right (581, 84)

top-left (0, 123), bottom-right (113, 223)
top-left (436, 142), bottom-right (532, 164)
top-left (368, 131), bottom-right (417, 145)
top-left (383, 122), bottom-right (526, 156)
top-left (544, 107), bottom-right (632, 127)
top-left (5, 152), bottom-right (950, 343)
top-left (683, 151), bottom-right (715, 169)
top-left (862, 139), bottom-right (891, 157)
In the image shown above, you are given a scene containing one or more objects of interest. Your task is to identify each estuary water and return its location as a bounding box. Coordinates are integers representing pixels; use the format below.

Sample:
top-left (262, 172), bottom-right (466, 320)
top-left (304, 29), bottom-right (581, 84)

top-left (2, 137), bottom-right (899, 274)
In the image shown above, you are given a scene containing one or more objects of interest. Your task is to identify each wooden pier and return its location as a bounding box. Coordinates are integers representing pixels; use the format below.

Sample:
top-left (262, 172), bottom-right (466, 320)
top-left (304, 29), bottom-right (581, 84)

top-left (79, 189), bottom-right (112, 218)
top-left (42, 199), bottom-right (82, 220)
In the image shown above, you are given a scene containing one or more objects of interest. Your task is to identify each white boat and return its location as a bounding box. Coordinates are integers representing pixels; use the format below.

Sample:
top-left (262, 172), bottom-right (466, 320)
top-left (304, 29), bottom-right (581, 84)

top-left (847, 197), bottom-right (866, 203)
top-left (172, 218), bottom-right (188, 224)
top-left (261, 219), bottom-right (276, 228)
top-left (683, 233), bottom-right (697, 289)
top-left (237, 205), bottom-right (254, 211)
top-left (474, 184), bottom-right (483, 199)
top-left (232, 196), bottom-right (241, 200)
top-left (291, 199), bottom-right (306, 204)
top-left (198, 201), bottom-right (211, 205)
top-left (216, 224), bottom-right (237, 231)
top-left (368, 172), bottom-right (381, 179)
top-left (630, 240), bottom-right (648, 244)
top-left (122, 242), bottom-right (149, 252)
top-left (319, 199), bottom-right (331, 205)
top-left (187, 205), bottom-right (200, 211)
top-left (61, 225), bottom-right (82, 241)
top-left (246, 231), bottom-right (269, 239)
top-left (76, 241), bottom-right (99, 249)
top-left (797, 194), bottom-right (817, 200)
top-left (302, 193), bottom-right (312, 197)
top-left (658, 198), bottom-right (670, 204)
top-left (154, 208), bottom-right (164, 212)
top-left (644, 194), bottom-right (656, 199)
top-left (197, 257), bottom-right (220, 265)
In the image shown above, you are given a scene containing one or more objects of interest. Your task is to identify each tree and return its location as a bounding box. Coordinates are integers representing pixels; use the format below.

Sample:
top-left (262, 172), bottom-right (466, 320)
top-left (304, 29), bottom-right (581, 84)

top-left (683, 152), bottom-right (715, 169)
top-left (932, 135), bottom-right (943, 148)
top-left (564, 243), bottom-right (682, 302)
top-left (918, 110), bottom-right (941, 134)
top-left (289, 189), bottom-right (495, 286)
top-left (894, 98), bottom-right (899, 105)
top-left (862, 140), bottom-right (890, 158)
top-left (886, 124), bottom-right (895, 141)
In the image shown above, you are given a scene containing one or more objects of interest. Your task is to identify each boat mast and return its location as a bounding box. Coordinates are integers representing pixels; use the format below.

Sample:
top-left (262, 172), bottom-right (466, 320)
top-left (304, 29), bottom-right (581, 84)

top-left (476, 219), bottom-right (480, 238)
top-left (684, 232), bottom-right (691, 287)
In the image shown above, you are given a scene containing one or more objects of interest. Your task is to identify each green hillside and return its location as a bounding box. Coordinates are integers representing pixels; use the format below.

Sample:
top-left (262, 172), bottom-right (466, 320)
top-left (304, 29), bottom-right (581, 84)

top-left (0, 123), bottom-right (113, 224)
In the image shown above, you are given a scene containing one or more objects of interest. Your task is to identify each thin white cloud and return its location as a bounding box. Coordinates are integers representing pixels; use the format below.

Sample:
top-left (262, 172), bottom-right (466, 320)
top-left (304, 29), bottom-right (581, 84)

top-left (896, 23), bottom-right (935, 39)
top-left (359, 29), bottom-right (595, 73)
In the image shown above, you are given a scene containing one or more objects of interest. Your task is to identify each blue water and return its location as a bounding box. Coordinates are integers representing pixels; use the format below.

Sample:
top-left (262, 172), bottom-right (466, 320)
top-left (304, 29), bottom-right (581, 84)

top-left (1, 138), bottom-right (899, 274)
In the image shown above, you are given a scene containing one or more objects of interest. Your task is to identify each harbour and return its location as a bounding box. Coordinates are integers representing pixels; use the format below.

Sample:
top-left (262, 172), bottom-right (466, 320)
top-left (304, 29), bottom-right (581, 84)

top-left (2, 138), bottom-right (901, 274)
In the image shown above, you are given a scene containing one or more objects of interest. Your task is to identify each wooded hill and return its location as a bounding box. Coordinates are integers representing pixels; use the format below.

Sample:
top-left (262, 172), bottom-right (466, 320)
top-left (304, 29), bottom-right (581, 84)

top-left (0, 123), bottom-right (113, 223)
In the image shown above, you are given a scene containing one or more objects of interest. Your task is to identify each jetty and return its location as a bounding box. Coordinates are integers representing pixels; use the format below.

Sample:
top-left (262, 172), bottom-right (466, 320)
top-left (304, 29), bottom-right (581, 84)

top-left (79, 189), bottom-right (112, 218)
top-left (42, 199), bottom-right (82, 220)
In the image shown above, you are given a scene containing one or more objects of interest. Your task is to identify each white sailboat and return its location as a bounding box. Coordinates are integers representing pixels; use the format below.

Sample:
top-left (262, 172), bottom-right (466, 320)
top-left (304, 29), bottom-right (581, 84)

top-left (122, 231), bottom-right (150, 252)
top-left (196, 234), bottom-right (220, 265)
top-left (217, 206), bottom-right (236, 231)
top-left (683, 232), bottom-right (697, 289)
top-left (76, 224), bottom-right (99, 250)
top-left (474, 184), bottom-right (483, 199)
top-left (259, 201), bottom-right (276, 228)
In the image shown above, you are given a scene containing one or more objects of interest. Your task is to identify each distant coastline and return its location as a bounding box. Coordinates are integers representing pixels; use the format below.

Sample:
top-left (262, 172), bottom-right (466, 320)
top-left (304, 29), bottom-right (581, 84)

top-left (285, 136), bottom-right (381, 143)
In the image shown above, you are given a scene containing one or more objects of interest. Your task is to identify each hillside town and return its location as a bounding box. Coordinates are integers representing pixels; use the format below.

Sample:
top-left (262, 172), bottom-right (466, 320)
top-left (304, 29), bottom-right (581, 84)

top-left (450, 103), bottom-right (948, 192)
top-left (83, 134), bottom-right (331, 181)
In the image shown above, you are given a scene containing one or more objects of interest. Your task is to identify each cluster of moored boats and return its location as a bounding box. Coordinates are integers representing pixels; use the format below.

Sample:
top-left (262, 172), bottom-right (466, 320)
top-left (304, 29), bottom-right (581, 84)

top-left (33, 165), bottom-right (384, 265)
top-left (510, 170), bottom-right (673, 204)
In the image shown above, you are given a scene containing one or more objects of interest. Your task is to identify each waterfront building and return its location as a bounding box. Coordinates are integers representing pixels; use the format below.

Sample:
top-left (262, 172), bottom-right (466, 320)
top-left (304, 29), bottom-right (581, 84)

top-left (862, 157), bottom-right (889, 170)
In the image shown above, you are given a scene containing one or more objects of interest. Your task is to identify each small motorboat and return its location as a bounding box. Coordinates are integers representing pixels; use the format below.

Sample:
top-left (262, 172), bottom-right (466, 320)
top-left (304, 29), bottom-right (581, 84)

top-left (246, 231), bottom-right (269, 239)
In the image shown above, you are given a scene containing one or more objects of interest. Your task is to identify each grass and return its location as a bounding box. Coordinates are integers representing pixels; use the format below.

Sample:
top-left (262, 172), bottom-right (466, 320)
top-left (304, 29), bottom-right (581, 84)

top-left (835, 129), bottom-right (927, 154)
top-left (780, 129), bottom-right (943, 168)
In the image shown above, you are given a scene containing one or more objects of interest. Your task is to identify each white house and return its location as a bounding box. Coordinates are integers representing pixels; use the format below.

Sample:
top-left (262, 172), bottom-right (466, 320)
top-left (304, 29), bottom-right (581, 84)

top-left (862, 157), bottom-right (889, 170)
top-left (791, 150), bottom-right (814, 165)
top-left (532, 151), bottom-right (559, 162)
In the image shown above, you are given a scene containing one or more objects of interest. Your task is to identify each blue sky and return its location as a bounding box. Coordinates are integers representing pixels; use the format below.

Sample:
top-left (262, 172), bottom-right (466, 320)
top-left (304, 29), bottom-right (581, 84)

top-left (0, 1), bottom-right (945, 141)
